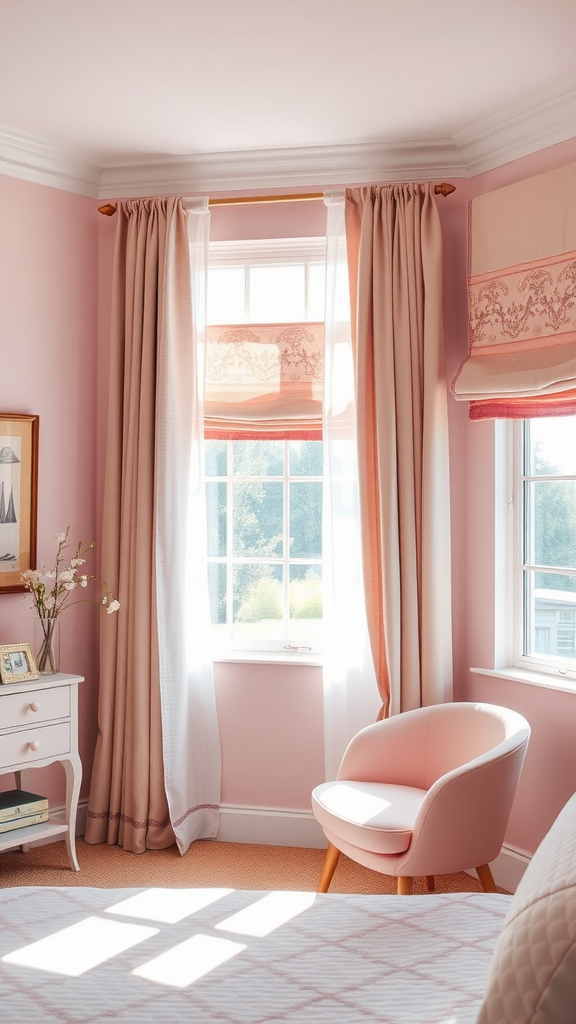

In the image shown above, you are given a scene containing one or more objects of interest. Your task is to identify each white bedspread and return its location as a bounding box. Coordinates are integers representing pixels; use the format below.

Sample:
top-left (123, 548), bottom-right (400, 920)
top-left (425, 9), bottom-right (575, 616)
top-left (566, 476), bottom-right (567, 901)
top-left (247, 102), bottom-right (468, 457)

top-left (0, 886), bottom-right (510, 1024)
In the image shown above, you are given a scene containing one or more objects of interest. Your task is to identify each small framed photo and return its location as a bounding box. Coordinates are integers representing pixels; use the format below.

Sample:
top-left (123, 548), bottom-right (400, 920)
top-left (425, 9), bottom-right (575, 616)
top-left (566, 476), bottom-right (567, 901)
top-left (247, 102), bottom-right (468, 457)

top-left (0, 643), bottom-right (39, 684)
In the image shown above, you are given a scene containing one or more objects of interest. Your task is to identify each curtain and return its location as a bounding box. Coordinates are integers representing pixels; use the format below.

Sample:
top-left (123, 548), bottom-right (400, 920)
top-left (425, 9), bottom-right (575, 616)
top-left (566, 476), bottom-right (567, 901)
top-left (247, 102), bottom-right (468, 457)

top-left (451, 160), bottom-right (576, 419)
top-left (322, 192), bottom-right (380, 780)
top-left (345, 184), bottom-right (453, 718)
top-left (155, 198), bottom-right (221, 853)
top-left (86, 197), bottom-right (221, 853)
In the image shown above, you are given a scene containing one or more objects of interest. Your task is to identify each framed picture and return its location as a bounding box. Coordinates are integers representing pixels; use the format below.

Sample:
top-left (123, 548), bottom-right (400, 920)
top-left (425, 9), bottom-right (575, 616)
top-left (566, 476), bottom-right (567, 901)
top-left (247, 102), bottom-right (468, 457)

top-left (0, 414), bottom-right (39, 594)
top-left (0, 643), bottom-right (39, 684)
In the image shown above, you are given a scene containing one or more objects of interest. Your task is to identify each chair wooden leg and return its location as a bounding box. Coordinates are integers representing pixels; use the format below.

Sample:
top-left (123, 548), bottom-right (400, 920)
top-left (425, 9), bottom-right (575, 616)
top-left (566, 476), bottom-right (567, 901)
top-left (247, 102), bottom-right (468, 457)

top-left (317, 842), bottom-right (341, 893)
top-left (476, 863), bottom-right (497, 893)
top-left (426, 875), bottom-right (435, 893)
top-left (397, 876), bottom-right (413, 895)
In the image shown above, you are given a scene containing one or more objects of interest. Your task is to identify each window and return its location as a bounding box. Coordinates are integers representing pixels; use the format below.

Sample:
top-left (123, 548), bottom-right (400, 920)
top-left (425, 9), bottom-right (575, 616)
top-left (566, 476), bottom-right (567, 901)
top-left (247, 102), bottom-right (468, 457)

top-left (205, 238), bottom-right (326, 653)
top-left (513, 416), bottom-right (576, 676)
top-left (205, 438), bottom-right (322, 650)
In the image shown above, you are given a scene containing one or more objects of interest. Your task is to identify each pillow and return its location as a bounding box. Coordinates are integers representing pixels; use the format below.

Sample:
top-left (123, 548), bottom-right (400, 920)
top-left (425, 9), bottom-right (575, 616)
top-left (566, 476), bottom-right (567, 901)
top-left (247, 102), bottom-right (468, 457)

top-left (477, 791), bottom-right (576, 1023)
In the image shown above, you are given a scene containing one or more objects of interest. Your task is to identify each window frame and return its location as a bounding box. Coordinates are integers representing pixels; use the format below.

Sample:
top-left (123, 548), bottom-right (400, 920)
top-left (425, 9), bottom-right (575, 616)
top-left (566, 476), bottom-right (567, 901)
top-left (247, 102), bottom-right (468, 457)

top-left (205, 437), bottom-right (323, 655)
top-left (509, 418), bottom-right (576, 681)
top-left (205, 236), bottom-right (327, 657)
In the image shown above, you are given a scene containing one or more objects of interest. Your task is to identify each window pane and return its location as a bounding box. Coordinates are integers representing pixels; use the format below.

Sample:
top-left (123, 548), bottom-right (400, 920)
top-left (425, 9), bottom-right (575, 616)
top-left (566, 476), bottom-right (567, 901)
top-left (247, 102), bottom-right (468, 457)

top-left (308, 263), bottom-right (326, 321)
top-left (528, 480), bottom-right (576, 569)
top-left (207, 562), bottom-right (227, 626)
top-left (249, 265), bottom-right (305, 322)
top-left (289, 482), bottom-right (322, 558)
top-left (233, 564), bottom-right (284, 639)
top-left (208, 266), bottom-right (245, 324)
top-left (527, 416), bottom-right (576, 476)
top-left (525, 569), bottom-right (576, 661)
top-left (233, 440), bottom-right (283, 477)
top-left (289, 565), bottom-right (322, 641)
top-left (205, 439), bottom-right (227, 477)
top-left (206, 482), bottom-right (227, 557)
top-left (289, 440), bottom-right (323, 476)
top-left (233, 481), bottom-right (283, 557)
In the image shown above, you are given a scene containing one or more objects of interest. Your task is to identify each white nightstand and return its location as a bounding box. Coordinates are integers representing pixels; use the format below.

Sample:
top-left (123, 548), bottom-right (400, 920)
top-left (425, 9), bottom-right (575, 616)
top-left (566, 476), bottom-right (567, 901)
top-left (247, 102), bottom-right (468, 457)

top-left (0, 672), bottom-right (83, 871)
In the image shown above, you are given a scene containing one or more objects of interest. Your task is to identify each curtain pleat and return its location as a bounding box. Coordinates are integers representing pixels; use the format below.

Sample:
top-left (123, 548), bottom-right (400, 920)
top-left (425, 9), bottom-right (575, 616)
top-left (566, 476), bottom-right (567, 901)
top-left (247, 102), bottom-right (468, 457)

top-left (345, 184), bottom-right (453, 717)
top-left (155, 198), bottom-right (221, 852)
top-left (86, 197), bottom-right (220, 853)
top-left (322, 192), bottom-right (380, 780)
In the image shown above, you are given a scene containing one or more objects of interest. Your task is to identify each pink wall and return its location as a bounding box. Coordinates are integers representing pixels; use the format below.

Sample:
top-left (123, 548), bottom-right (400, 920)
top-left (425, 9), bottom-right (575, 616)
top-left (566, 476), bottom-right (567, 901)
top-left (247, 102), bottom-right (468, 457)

top-left (458, 137), bottom-right (576, 854)
top-left (214, 662), bottom-right (324, 809)
top-left (6, 161), bottom-right (575, 852)
top-left (0, 175), bottom-right (100, 804)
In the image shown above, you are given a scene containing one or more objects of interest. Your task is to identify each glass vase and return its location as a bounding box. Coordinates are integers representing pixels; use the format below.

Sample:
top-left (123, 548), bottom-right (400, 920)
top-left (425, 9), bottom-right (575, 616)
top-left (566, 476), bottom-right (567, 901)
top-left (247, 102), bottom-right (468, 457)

top-left (34, 616), bottom-right (60, 675)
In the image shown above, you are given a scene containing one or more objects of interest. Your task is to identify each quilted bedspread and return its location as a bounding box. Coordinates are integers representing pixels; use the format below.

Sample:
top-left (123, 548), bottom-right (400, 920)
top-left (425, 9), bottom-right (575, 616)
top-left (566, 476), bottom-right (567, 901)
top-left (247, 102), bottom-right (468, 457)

top-left (0, 885), bottom-right (511, 1024)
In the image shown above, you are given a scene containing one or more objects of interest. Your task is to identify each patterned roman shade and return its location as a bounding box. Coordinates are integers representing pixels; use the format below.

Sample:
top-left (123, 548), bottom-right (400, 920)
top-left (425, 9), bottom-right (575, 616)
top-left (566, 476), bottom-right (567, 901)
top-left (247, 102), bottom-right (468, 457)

top-left (451, 161), bottom-right (576, 419)
top-left (204, 321), bottom-right (323, 438)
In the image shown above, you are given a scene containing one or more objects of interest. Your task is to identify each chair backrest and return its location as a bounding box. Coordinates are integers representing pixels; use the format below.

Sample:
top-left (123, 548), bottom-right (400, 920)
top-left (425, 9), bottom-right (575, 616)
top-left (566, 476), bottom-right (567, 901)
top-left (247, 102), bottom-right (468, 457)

top-left (396, 703), bottom-right (531, 876)
top-left (418, 702), bottom-right (530, 789)
top-left (337, 702), bottom-right (530, 792)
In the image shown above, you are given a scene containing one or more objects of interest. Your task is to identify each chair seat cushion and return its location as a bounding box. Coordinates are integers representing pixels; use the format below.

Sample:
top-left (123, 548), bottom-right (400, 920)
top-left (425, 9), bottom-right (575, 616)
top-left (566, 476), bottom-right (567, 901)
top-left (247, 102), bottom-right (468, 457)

top-left (312, 781), bottom-right (428, 855)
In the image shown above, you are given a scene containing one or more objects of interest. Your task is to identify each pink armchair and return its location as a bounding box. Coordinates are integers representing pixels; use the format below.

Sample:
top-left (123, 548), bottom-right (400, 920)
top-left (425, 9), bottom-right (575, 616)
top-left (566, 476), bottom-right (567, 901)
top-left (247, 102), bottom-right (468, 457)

top-left (312, 702), bottom-right (530, 895)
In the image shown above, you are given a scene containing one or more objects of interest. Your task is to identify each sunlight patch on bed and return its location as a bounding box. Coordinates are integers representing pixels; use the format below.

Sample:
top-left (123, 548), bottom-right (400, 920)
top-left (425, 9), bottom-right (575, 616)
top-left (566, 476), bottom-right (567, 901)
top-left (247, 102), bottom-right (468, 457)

top-left (215, 890), bottom-right (316, 937)
top-left (2, 917), bottom-right (158, 976)
top-left (133, 933), bottom-right (246, 987)
top-left (105, 887), bottom-right (234, 923)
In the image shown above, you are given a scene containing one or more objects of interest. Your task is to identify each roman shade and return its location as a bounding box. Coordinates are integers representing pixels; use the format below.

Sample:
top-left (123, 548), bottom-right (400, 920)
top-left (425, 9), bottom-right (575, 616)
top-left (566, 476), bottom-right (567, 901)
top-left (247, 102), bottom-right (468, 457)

top-left (204, 321), bottom-right (324, 438)
top-left (451, 161), bottom-right (576, 419)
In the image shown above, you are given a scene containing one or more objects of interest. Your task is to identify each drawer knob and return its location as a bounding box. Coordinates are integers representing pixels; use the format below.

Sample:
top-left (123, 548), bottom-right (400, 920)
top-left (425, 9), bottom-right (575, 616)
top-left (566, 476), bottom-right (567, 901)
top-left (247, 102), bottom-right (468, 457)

top-left (28, 740), bottom-right (40, 752)
top-left (29, 702), bottom-right (39, 712)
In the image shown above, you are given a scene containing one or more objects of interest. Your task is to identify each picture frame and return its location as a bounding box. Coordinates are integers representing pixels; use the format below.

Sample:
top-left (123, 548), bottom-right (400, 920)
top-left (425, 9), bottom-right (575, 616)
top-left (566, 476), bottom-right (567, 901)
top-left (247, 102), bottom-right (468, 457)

top-left (0, 643), bottom-right (40, 684)
top-left (0, 414), bottom-right (39, 594)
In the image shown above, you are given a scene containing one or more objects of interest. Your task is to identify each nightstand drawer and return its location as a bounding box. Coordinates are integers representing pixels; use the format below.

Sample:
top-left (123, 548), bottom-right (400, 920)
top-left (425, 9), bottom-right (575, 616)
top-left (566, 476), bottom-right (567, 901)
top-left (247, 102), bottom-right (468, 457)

top-left (0, 686), bottom-right (70, 730)
top-left (0, 722), bottom-right (70, 769)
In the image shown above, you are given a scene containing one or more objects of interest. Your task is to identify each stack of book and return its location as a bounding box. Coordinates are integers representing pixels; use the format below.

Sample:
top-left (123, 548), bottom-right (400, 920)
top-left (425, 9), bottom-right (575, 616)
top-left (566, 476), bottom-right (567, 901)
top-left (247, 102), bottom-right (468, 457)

top-left (0, 789), bottom-right (49, 834)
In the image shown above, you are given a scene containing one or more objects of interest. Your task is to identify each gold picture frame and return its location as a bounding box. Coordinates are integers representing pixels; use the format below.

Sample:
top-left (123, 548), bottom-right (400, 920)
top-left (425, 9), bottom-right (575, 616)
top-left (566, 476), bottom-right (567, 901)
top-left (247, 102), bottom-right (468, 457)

top-left (0, 413), bottom-right (39, 593)
top-left (0, 643), bottom-right (40, 684)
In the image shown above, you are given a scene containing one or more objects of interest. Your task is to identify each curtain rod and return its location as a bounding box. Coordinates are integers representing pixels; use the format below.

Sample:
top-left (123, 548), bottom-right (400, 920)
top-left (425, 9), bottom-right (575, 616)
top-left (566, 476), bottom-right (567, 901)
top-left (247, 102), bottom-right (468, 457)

top-left (97, 183), bottom-right (456, 217)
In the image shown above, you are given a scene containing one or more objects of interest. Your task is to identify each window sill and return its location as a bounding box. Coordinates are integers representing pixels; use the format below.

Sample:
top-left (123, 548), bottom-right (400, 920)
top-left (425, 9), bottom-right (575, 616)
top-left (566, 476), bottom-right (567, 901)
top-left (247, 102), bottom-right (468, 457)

top-left (213, 650), bottom-right (323, 668)
top-left (470, 665), bottom-right (576, 695)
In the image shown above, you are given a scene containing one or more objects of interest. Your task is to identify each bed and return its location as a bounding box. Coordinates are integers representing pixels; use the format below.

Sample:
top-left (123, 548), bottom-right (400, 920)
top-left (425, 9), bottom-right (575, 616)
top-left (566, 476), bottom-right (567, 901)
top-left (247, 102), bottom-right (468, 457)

top-left (1, 792), bottom-right (576, 1024)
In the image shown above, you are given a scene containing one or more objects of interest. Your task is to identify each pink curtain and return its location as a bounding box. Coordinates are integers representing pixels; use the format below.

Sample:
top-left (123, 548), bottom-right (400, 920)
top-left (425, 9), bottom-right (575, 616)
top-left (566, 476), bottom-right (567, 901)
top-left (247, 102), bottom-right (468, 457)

top-left (345, 184), bottom-right (453, 718)
top-left (86, 198), bottom-right (183, 851)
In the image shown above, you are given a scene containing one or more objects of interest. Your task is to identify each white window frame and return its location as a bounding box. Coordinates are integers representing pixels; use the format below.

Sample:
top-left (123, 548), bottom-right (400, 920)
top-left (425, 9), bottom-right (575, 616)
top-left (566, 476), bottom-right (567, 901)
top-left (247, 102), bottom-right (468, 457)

top-left (509, 418), bottom-right (576, 682)
top-left (206, 437), bottom-right (323, 655)
top-left (206, 236), bottom-right (326, 658)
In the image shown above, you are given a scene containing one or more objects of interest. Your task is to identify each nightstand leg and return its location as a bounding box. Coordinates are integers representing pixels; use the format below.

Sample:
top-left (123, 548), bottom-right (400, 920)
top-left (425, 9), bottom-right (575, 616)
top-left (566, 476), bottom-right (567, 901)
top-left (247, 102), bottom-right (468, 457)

top-left (62, 756), bottom-right (82, 871)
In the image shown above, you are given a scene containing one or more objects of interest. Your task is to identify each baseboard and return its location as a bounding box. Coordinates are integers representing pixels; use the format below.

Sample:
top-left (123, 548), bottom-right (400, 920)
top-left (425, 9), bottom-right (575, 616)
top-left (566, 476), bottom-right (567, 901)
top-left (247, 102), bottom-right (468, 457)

top-left (19, 801), bottom-right (531, 893)
top-left (216, 805), bottom-right (328, 848)
top-left (468, 842), bottom-right (531, 894)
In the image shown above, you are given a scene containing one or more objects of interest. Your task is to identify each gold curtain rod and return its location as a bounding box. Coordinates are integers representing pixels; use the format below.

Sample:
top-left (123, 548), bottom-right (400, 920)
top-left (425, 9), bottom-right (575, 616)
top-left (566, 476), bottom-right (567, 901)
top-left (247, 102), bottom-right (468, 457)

top-left (98, 183), bottom-right (455, 217)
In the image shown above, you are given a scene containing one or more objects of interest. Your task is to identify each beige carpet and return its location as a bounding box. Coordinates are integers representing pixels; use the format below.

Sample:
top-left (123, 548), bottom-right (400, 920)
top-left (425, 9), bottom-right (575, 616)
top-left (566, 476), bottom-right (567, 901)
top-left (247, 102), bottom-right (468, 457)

top-left (0, 836), bottom-right (506, 894)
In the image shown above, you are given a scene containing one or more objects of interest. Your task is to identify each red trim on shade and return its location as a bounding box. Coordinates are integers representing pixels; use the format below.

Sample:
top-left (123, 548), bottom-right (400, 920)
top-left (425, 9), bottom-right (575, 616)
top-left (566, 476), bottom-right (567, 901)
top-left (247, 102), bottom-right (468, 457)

top-left (204, 428), bottom-right (322, 440)
top-left (469, 390), bottom-right (576, 420)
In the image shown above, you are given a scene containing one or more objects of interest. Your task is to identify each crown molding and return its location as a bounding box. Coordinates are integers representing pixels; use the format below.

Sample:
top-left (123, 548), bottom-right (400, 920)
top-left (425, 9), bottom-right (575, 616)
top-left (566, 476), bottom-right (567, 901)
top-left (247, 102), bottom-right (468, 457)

top-left (455, 81), bottom-right (576, 177)
top-left (98, 139), bottom-right (465, 199)
top-left (0, 125), bottom-right (100, 197)
top-left (2, 80), bottom-right (576, 199)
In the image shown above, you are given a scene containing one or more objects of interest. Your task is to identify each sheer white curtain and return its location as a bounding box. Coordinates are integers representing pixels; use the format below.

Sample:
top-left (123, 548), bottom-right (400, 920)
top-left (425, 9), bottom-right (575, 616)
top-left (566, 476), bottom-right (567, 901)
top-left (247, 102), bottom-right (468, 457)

top-left (322, 192), bottom-right (379, 781)
top-left (155, 197), bottom-right (221, 853)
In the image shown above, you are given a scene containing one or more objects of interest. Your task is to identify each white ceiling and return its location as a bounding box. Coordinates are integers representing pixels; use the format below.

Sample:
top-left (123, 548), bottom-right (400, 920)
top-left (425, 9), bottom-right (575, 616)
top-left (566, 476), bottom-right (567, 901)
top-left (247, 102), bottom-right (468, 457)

top-left (2, 0), bottom-right (576, 197)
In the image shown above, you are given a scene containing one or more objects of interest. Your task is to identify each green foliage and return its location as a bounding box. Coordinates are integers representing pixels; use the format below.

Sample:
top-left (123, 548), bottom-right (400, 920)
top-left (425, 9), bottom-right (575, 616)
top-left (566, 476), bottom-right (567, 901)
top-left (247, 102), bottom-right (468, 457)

top-left (289, 577), bottom-right (322, 619)
top-left (236, 574), bottom-right (282, 622)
